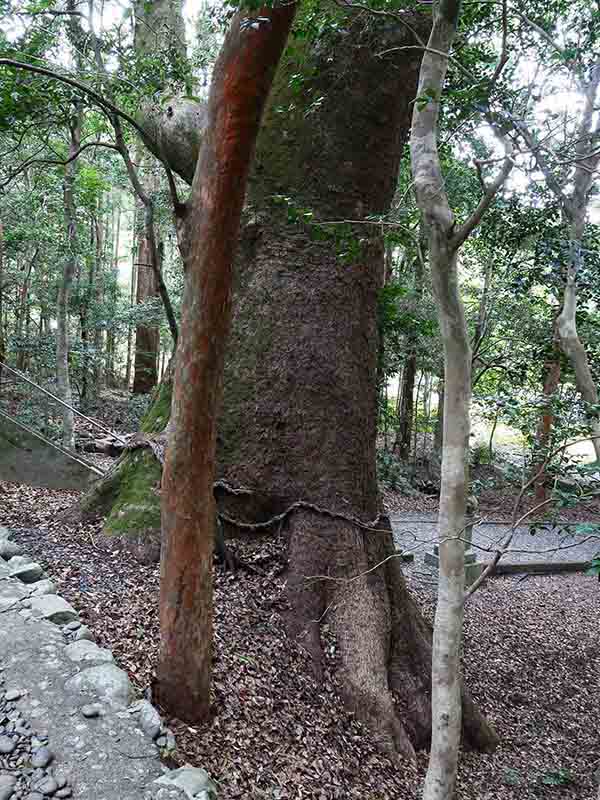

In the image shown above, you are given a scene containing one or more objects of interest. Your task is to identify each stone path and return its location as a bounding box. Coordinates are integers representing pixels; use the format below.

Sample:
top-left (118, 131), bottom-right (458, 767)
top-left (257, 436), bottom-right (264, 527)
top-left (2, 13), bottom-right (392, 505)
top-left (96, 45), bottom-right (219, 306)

top-left (391, 512), bottom-right (600, 571)
top-left (0, 528), bottom-right (216, 800)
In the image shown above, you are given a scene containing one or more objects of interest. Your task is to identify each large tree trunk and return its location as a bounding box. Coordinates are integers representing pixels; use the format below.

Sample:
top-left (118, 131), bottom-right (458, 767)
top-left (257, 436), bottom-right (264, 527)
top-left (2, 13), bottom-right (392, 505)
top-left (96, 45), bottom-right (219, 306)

top-left (72, 2), bottom-right (496, 756)
top-left (215, 8), bottom-right (496, 757)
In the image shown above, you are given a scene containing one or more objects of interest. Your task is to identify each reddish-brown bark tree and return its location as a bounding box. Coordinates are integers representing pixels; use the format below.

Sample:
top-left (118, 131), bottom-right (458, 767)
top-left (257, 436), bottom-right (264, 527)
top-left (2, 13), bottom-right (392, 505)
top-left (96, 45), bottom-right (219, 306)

top-left (157, 2), bottom-right (297, 722)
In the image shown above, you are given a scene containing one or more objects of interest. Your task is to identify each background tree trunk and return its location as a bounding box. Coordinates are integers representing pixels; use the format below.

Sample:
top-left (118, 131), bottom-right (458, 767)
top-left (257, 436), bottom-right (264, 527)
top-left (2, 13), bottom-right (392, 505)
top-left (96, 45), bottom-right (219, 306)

top-left (130, 0), bottom-right (186, 394)
top-left (56, 113), bottom-right (81, 449)
top-left (0, 222), bottom-right (4, 389)
top-left (533, 340), bottom-right (561, 500)
top-left (557, 274), bottom-right (600, 463)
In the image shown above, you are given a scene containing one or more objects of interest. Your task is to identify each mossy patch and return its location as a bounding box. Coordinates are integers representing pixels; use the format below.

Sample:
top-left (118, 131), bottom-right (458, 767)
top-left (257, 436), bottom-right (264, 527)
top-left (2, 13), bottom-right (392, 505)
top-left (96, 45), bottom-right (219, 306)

top-left (103, 449), bottom-right (161, 538)
top-left (140, 378), bottom-right (172, 434)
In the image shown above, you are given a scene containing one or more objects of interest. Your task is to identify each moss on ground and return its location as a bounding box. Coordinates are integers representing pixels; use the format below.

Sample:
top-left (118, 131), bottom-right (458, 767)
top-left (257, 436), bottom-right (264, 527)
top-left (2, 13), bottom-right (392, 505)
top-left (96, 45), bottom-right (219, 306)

top-left (103, 449), bottom-right (161, 538)
top-left (140, 378), bottom-right (172, 434)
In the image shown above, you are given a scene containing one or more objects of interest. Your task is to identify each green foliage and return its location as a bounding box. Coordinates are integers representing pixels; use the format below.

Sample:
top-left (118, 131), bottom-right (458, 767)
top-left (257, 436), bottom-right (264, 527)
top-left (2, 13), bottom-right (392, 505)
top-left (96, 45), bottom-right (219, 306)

top-left (376, 449), bottom-right (416, 494)
top-left (541, 768), bottom-right (573, 787)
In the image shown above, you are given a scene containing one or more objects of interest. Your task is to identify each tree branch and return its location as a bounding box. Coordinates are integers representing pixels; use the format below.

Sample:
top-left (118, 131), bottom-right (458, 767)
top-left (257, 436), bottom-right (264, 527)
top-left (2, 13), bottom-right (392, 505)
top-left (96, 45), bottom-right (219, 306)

top-left (0, 58), bottom-right (152, 146)
top-left (452, 137), bottom-right (514, 248)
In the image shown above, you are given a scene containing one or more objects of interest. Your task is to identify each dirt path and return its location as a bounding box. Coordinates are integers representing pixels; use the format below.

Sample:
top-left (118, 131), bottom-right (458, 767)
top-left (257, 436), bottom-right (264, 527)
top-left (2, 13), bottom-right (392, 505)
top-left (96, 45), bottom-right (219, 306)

top-left (391, 512), bottom-right (600, 567)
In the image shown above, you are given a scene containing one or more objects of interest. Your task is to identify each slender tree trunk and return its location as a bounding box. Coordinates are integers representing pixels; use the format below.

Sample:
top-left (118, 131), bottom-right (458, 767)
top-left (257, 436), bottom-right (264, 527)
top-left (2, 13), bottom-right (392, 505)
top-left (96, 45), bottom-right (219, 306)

top-left (157, 1), bottom-right (297, 723)
top-left (93, 211), bottom-right (105, 394)
top-left (129, 0), bottom-right (187, 394)
top-left (410, 2), bottom-right (512, 796)
top-left (79, 219), bottom-right (96, 405)
top-left (395, 252), bottom-right (424, 460)
top-left (132, 212), bottom-right (159, 394)
top-left (396, 354), bottom-right (417, 460)
top-left (15, 249), bottom-right (37, 371)
top-left (521, 62), bottom-right (600, 464)
top-left (106, 201), bottom-right (121, 387)
top-left (425, 241), bottom-right (471, 800)
top-left (557, 272), bottom-right (600, 462)
top-left (125, 205), bottom-right (137, 390)
top-left (56, 112), bottom-right (81, 449)
top-left (433, 376), bottom-right (444, 461)
top-left (533, 344), bottom-right (561, 500)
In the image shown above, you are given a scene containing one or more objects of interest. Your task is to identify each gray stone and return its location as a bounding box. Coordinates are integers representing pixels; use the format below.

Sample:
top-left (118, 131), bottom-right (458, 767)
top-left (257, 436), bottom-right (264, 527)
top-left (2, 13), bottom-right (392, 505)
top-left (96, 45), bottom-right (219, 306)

top-left (33, 776), bottom-right (57, 795)
top-left (157, 728), bottom-right (176, 754)
top-left (7, 558), bottom-right (44, 584)
top-left (30, 745), bottom-right (53, 768)
top-left (64, 640), bottom-right (113, 664)
top-left (81, 702), bottom-right (104, 718)
top-left (56, 790), bottom-right (72, 799)
top-left (0, 734), bottom-right (16, 754)
top-left (65, 621), bottom-right (81, 632)
top-left (155, 767), bottom-right (217, 799)
top-left (0, 538), bottom-right (22, 560)
top-left (54, 773), bottom-right (67, 789)
top-left (137, 700), bottom-right (162, 740)
top-left (65, 664), bottom-right (134, 708)
top-left (30, 595), bottom-right (78, 624)
top-left (0, 774), bottom-right (16, 800)
top-left (29, 579), bottom-right (56, 597)
top-left (25, 794), bottom-right (44, 800)
top-left (74, 625), bottom-right (94, 642)
top-left (5, 689), bottom-right (22, 701)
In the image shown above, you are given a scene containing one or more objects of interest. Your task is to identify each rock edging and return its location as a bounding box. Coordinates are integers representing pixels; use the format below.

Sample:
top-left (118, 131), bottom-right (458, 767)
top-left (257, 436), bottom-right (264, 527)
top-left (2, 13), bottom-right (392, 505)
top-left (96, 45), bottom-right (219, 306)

top-left (0, 526), bottom-right (217, 800)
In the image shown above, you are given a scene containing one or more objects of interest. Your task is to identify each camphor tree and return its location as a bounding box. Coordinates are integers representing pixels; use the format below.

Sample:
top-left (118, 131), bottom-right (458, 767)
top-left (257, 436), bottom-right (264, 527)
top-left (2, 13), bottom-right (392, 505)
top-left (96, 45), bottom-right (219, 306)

top-left (194, 3), bottom-right (497, 755)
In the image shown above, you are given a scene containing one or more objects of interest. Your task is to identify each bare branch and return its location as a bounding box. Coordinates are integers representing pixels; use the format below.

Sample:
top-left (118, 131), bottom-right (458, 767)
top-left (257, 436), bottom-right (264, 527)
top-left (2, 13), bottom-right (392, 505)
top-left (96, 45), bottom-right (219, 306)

top-left (452, 137), bottom-right (514, 249)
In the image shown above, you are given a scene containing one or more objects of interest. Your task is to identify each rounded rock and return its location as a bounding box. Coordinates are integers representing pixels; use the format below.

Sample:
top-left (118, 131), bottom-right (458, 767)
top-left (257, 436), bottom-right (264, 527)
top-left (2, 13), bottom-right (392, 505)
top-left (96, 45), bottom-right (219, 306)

top-left (33, 777), bottom-right (57, 796)
top-left (81, 703), bottom-right (103, 719)
top-left (30, 746), bottom-right (53, 768)
top-left (0, 735), bottom-right (16, 754)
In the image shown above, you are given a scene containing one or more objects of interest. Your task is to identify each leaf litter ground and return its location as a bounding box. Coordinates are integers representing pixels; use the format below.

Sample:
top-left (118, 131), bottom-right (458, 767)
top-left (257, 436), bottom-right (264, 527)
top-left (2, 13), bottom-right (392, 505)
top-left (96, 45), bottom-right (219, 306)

top-left (1, 479), bottom-right (599, 799)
